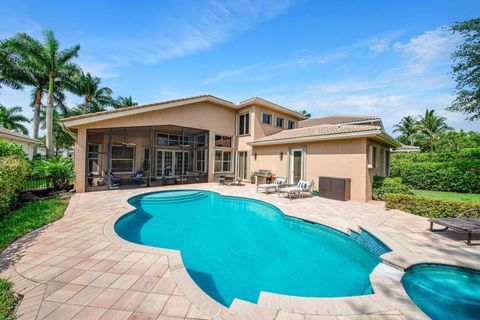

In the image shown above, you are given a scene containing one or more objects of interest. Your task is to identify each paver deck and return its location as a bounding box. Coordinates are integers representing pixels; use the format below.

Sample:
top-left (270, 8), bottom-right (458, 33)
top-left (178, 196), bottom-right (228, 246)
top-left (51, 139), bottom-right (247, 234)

top-left (1, 183), bottom-right (479, 320)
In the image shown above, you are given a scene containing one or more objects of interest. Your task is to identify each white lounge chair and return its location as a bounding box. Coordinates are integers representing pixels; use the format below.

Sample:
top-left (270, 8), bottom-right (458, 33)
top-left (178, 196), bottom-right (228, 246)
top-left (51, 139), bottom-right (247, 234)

top-left (278, 180), bottom-right (314, 199)
top-left (257, 178), bottom-right (286, 194)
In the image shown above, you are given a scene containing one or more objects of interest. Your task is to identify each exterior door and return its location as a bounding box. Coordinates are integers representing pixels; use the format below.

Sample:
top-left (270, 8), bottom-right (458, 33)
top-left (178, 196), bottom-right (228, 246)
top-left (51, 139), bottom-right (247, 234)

top-left (156, 150), bottom-right (174, 176)
top-left (290, 148), bottom-right (304, 183)
top-left (237, 151), bottom-right (248, 180)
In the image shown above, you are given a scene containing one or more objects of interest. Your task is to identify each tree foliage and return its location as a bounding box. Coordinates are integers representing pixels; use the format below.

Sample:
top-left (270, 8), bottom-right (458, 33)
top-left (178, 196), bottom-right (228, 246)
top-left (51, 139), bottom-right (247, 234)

top-left (72, 72), bottom-right (113, 114)
top-left (448, 18), bottom-right (480, 121)
top-left (0, 104), bottom-right (29, 135)
top-left (113, 96), bottom-right (138, 109)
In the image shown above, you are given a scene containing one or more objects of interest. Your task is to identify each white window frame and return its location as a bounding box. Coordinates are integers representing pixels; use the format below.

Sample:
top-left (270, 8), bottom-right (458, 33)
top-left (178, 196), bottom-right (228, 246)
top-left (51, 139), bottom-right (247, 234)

top-left (237, 151), bottom-right (249, 180)
top-left (287, 120), bottom-right (295, 129)
top-left (238, 112), bottom-right (250, 136)
top-left (88, 143), bottom-right (101, 175)
top-left (111, 145), bottom-right (135, 174)
top-left (261, 112), bottom-right (272, 125)
top-left (275, 116), bottom-right (285, 128)
top-left (195, 149), bottom-right (206, 173)
top-left (214, 150), bottom-right (233, 173)
top-left (368, 145), bottom-right (377, 169)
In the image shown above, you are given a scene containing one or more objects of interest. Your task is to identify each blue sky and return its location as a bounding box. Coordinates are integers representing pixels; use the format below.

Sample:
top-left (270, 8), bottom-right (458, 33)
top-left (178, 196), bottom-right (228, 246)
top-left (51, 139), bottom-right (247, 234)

top-left (1, 0), bottom-right (479, 134)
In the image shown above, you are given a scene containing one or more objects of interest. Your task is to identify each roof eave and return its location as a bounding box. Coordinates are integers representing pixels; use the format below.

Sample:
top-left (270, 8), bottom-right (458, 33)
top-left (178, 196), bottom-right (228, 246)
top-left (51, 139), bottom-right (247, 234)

top-left (248, 130), bottom-right (382, 146)
top-left (239, 97), bottom-right (306, 120)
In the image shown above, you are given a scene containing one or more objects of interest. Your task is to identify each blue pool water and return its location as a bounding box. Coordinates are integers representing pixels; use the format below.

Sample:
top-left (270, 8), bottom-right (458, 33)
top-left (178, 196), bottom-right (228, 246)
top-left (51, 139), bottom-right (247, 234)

top-left (115, 190), bottom-right (381, 306)
top-left (401, 264), bottom-right (480, 320)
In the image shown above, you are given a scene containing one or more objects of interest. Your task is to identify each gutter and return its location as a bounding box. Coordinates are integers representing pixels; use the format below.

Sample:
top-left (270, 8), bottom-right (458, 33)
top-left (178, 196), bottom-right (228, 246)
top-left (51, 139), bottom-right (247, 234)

top-left (0, 131), bottom-right (39, 144)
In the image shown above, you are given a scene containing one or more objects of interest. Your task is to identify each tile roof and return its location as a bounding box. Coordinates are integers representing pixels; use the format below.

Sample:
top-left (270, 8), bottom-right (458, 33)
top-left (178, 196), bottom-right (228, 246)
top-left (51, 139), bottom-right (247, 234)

top-left (0, 126), bottom-right (38, 143)
top-left (250, 124), bottom-right (382, 144)
top-left (299, 115), bottom-right (380, 128)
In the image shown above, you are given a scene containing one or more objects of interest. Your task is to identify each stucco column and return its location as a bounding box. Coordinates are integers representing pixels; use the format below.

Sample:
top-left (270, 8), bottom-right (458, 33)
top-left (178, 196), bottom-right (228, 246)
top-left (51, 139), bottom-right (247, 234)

top-left (207, 131), bottom-right (215, 182)
top-left (74, 128), bottom-right (87, 192)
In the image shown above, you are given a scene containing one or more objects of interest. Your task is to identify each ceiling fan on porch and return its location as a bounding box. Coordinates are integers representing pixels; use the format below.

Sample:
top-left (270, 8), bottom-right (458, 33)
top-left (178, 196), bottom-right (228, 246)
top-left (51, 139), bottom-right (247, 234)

top-left (112, 129), bottom-right (136, 146)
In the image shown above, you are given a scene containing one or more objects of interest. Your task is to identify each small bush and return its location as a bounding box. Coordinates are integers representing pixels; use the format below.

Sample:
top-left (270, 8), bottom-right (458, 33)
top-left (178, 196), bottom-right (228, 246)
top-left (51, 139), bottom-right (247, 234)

top-left (384, 193), bottom-right (480, 218)
top-left (0, 140), bottom-right (26, 158)
top-left (372, 176), bottom-right (413, 200)
top-left (0, 156), bottom-right (30, 215)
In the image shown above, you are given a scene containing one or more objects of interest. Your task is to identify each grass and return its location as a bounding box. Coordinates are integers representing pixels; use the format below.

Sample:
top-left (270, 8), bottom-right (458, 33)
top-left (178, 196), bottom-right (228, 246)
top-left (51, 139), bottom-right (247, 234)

top-left (0, 279), bottom-right (18, 320)
top-left (0, 197), bottom-right (68, 319)
top-left (0, 197), bottom-right (68, 252)
top-left (413, 189), bottom-right (480, 202)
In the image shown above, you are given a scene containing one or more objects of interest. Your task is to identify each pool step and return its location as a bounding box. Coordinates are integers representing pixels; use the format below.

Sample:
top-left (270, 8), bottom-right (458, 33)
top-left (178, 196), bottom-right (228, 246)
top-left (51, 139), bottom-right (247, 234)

top-left (133, 192), bottom-right (208, 205)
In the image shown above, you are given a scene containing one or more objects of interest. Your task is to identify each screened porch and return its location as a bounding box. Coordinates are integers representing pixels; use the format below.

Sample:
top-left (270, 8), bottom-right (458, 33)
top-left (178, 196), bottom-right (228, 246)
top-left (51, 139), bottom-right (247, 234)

top-left (85, 125), bottom-right (209, 191)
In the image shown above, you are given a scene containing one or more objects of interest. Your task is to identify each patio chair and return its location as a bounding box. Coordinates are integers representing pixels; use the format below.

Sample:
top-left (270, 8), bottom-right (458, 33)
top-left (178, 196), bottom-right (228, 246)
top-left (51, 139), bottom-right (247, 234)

top-left (130, 170), bottom-right (145, 185)
top-left (109, 173), bottom-right (122, 187)
top-left (257, 177), bottom-right (286, 194)
top-left (428, 208), bottom-right (480, 245)
top-left (278, 180), bottom-right (314, 199)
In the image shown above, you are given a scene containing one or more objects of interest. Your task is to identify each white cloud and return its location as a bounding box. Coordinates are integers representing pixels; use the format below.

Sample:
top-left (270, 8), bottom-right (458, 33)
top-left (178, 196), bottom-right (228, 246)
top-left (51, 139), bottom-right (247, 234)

top-left (203, 64), bottom-right (261, 84)
top-left (393, 27), bottom-right (460, 74)
top-left (128, 0), bottom-right (296, 63)
top-left (369, 39), bottom-right (390, 53)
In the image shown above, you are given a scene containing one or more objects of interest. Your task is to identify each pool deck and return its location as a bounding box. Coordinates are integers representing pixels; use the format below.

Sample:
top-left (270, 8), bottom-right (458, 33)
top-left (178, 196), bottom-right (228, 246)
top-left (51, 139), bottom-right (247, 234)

top-left (1, 183), bottom-right (479, 320)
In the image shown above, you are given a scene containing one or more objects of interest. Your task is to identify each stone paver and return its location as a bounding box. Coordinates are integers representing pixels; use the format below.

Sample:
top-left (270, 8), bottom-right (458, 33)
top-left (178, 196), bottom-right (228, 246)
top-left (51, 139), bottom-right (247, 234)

top-left (1, 183), bottom-right (479, 320)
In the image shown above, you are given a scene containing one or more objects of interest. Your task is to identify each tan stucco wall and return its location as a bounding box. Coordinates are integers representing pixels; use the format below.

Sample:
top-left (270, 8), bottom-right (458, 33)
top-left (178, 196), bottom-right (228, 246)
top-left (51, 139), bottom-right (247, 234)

top-left (251, 138), bottom-right (370, 202)
top-left (253, 105), bottom-right (298, 140)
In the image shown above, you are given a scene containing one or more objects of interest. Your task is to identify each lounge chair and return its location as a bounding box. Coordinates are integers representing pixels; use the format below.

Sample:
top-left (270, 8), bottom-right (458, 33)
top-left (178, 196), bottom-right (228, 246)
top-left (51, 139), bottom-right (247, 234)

top-left (130, 170), bottom-right (145, 185)
top-left (257, 178), bottom-right (286, 194)
top-left (278, 180), bottom-right (313, 199)
top-left (428, 208), bottom-right (480, 245)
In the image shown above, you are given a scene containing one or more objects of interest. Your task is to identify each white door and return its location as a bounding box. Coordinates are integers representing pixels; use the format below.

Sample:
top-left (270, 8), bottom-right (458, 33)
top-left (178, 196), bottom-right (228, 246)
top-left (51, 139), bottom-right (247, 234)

top-left (290, 148), bottom-right (304, 184)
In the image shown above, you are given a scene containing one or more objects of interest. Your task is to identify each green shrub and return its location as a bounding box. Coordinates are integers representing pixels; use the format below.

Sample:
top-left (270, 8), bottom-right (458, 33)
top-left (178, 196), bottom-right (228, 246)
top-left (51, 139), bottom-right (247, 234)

top-left (0, 156), bottom-right (30, 215)
top-left (391, 160), bottom-right (480, 193)
top-left (28, 157), bottom-right (74, 190)
top-left (0, 140), bottom-right (26, 158)
top-left (372, 176), bottom-right (413, 200)
top-left (384, 193), bottom-right (480, 218)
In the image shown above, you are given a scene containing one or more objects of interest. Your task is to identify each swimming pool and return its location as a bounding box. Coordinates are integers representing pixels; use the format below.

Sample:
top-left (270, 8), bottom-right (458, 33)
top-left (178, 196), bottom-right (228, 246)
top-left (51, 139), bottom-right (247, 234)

top-left (402, 264), bottom-right (480, 320)
top-left (115, 190), bottom-right (383, 306)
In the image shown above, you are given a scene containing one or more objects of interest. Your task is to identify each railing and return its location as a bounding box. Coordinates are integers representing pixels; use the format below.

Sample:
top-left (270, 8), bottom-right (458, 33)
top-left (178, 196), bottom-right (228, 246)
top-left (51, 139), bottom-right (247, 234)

top-left (21, 177), bottom-right (52, 191)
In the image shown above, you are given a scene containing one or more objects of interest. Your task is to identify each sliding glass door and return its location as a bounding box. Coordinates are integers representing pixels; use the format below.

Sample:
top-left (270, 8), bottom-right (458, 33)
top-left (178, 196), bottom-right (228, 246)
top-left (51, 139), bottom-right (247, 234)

top-left (156, 149), bottom-right (188, 176)
top-left (237, 151), bottom-right (248, 180)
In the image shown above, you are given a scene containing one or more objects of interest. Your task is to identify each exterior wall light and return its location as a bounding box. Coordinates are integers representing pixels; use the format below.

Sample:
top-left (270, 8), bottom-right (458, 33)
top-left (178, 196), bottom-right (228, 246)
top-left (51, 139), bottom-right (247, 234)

top-left (280, 151), bottom-right (283, 161)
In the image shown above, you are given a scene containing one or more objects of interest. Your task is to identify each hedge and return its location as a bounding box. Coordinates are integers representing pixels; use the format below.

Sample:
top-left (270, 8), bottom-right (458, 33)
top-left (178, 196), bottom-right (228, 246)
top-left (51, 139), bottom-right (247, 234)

top-left (390, 160), bottom-right (480, 193)
top-left (384, 193), bottom-right (480, 218)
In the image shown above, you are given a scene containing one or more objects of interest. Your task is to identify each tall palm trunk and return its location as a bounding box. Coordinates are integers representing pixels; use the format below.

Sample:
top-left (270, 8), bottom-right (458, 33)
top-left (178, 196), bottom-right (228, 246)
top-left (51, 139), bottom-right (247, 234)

top-left (83, 96), bottom-right (91, 114)
top-left (46, 77), bottom-right (54, 155)
top-left (32, 89), bottom-right (43, 155)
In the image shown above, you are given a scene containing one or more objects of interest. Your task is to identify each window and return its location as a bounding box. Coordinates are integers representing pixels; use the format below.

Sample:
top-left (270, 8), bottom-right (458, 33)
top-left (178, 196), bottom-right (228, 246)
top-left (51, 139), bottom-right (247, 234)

top-left (196, 150), bottom-right (206, 172)
top-left (214, 150), bottom-right (232, 172)
top-left (215, 135), bottom-right (232, 148)
top-left (368, 145), bottom-right (377, 168)
top-left (287, 120), bottom-right (295, 129)
top-left (238, 113), bottom-right (250, 135)
top-left (275, 117), bottom-right (284, 128)
top-left (194, 134), bottom-right (206, 147)
top-left (262, 113), bottom-right (272, 124)
top-left (88, 144), bottom-right (100, 174)
top-left (112, 146), bottom-right (135, 173)
top-left (156, 133), bottom-right (189, 146)
top-left (156, 133), bottom-right (169, 146)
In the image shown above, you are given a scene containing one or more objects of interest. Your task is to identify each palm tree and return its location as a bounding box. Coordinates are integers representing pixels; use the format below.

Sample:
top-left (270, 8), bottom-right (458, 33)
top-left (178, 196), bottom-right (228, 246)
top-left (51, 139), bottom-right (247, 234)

top-left (2, 30), bottom-right (80, 154)
top-left (0, 44), bottom-right (25, 89)
top-left (113, 96), bottom-right (138, 109)
top-left (0, 104), bottom-right (30, 135)
top-left (417, 109), bottom-right (452, 151)
top-left (393, 116), bottom-right (418, 145)
top-left (296, 110), bottom-right (311, 119)
top-left (73, 72), bottom-right (113, 114)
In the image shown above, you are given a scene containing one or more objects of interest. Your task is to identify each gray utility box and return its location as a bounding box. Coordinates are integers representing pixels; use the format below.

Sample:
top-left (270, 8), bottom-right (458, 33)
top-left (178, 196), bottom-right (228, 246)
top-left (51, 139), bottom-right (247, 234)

top-left (319, 177), bottom-right (351, 201)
